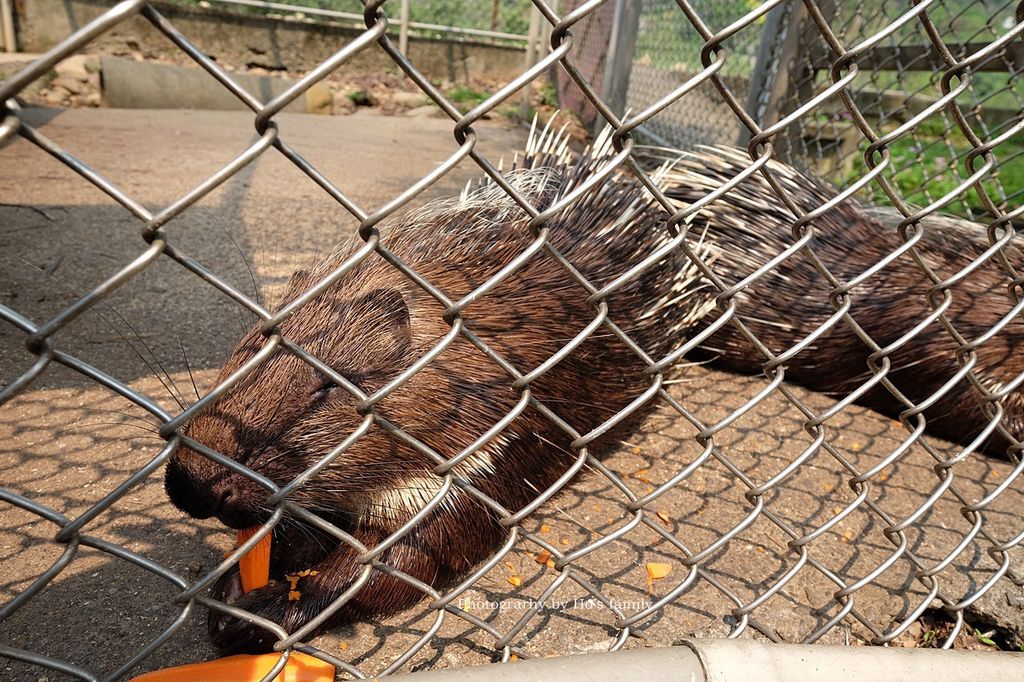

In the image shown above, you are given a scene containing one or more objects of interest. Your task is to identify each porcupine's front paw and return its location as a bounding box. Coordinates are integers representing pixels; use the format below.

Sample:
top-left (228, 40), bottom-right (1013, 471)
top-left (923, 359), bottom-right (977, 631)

top-left (207, 569), bottom-right (310, 654)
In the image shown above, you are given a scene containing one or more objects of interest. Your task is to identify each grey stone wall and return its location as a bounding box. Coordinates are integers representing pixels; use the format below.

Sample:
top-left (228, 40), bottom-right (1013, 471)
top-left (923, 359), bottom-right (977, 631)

top-left (15, 0), bottom-right (527, 83)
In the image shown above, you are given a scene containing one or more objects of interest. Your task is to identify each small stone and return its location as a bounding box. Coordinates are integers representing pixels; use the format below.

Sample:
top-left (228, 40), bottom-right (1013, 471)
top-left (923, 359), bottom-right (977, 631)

top-left (305, 83), bottom-right (332, 115)
top-left (55, 55), bottom-right (93, 79)
top-left (51, 75), bottom-right (84, 94)
top-left (332, 92), bottom-right (356, 115)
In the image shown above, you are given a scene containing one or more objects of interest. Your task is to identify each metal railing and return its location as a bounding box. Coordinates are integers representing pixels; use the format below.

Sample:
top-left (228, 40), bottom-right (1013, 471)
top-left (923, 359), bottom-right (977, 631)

top-left (3, 0), bottom-right (1024, 680)
top-left (191, 0), bottom-right (535, 45)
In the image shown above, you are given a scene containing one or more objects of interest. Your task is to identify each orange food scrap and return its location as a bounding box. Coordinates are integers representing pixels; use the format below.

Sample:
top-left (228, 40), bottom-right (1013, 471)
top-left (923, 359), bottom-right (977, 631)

top-left (560, 538), bottom-right (570, 546)
top-left (646, 486), bottom-right (655, 494)
top-left (540, 524), bottom-right (551, 534)
top-left (593, 504), bottom-right (602, 512)
top-left (127, 651), bottom-right (335, 682)
top-left (631, 447), bottom-right (642, 455)
top-left (288, 590), bottom-right (302, 601)
top-left (236, 527), bottom-right (271, 594)
top-left (546, 559), bottom-right (555, 569)
top-left (339, 641), bottom-right (349, 652)
top-left (507, 575), bottom-right (522, 587)
top-left (656, 511), bottom-right (671, 525)
top-left (646, 562), bottom-right (671, 581)
top-left (633, 468), bottom-right (652, 483)
top-left (504, 561), bottom-right (515, 571)
top-left (535, 550), bottom-right (552, 565)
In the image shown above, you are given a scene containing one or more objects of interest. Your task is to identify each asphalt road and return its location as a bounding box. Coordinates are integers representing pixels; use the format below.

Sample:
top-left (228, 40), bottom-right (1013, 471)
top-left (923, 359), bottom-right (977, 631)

top-left (2, 107), bottom-right (1023, 681)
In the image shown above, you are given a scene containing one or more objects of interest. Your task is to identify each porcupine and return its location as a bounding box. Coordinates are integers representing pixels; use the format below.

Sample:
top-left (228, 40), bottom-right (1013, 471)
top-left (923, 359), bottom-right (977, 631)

top-left (164, 119), bottom-right (1024, 653)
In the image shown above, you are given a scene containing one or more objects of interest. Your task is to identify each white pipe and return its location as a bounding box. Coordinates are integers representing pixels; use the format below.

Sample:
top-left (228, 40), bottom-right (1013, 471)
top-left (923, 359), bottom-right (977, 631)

top-left (387, 639), bottom-right (1024, 681)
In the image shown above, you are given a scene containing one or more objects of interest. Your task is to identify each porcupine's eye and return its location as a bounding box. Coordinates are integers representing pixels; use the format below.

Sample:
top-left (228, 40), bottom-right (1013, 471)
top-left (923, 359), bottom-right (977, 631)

top-left (310, 370), bottom-right (366, 399)
top-left (311, 373), bottom-right (344, 399)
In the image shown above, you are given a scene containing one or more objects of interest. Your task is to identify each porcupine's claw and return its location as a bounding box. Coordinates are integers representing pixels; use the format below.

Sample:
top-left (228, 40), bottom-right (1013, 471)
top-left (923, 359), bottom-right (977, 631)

top-left (208, 568), bottom-right (293, 654)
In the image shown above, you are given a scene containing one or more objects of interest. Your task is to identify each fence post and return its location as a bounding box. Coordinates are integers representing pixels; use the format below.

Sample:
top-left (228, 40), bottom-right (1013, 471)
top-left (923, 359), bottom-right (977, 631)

top-left (520, 3), bottom-right (543, 119)
top-left (399, 0), bottom-right (411, 56)
top-left (600, 0), bottom-right (641, 129)
top-left (1, 0), bottom-right (16, 53)
top-left (739, 2), bottom-right (821, 160)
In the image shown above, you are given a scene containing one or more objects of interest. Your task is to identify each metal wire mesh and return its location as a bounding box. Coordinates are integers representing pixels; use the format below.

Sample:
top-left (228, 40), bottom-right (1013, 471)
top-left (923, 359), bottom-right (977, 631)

top-left (3, 0), bottom-right (1024, 680)
top-left (625, 0), bottom-right (765, 147)
top-left (790, 0), bottom-right (1024, 222)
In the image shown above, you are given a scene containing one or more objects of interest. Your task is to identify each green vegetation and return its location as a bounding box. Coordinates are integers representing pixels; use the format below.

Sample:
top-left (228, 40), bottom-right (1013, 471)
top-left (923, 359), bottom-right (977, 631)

top-left (447, 85), bottom-right (492, 113)
top-left (833, 116), bottom-right (1024, 221)
top-left (345, 89), bottom-right (373, 106)
top-left (537, 80), bottom-right (558, 108)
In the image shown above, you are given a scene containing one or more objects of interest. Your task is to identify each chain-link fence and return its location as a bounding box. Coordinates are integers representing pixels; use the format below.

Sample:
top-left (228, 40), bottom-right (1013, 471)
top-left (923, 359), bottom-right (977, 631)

top-left (3, 0), bottom-right (1024, 680)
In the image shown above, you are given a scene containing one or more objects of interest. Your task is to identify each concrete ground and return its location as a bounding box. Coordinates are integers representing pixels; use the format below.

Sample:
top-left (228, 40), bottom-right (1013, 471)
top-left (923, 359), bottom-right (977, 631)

top-left (1, 107), bottom-right (1023, 681)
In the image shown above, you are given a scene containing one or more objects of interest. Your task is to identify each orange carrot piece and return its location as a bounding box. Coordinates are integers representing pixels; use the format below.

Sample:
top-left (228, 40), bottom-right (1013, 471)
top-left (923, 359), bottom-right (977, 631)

top-left (236, 526), bottom-right (271, 593)
top-left (129, 652), bottom-right (334, 682)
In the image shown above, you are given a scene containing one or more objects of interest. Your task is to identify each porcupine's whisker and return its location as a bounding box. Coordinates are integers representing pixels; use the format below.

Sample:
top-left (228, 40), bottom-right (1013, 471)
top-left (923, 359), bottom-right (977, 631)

top-left (2, 249), bottom-right (191, 411)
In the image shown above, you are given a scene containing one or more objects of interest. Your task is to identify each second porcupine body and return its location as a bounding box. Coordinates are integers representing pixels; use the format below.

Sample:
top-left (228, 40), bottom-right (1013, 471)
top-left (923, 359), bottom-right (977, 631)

top-left (164, 124), bottom-right (1024, 652)
top-left (661, 146), bottom-right (1024, 453)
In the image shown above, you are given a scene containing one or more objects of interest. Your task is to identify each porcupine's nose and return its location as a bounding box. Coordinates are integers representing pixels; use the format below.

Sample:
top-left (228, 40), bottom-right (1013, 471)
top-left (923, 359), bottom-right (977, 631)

top-left (164, 450), bottom-right (249, 527)
top-left (165, 454), bottom-right (221, 518)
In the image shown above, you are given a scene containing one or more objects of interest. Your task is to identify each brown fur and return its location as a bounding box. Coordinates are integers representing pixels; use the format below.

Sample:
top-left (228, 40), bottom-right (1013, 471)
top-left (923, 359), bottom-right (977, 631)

top-left (659, 148), bottom-right (1024, 455)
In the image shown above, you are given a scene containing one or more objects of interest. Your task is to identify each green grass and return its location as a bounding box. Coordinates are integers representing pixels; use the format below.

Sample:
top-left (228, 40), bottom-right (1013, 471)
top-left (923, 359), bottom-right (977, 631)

top-left (447, 85), bottom-right (492, 113)
top-left (835, 124), bottom-right (1024, 221)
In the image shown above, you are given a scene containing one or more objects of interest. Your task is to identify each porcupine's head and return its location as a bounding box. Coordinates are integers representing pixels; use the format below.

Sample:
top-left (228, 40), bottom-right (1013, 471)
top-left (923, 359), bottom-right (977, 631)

top-left (163, 262), bottom-right (422, 533)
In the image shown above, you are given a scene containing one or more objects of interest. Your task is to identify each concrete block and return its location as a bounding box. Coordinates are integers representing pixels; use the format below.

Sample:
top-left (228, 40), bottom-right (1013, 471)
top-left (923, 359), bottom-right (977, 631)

top-left (100, 55), bottom-right (331, 115)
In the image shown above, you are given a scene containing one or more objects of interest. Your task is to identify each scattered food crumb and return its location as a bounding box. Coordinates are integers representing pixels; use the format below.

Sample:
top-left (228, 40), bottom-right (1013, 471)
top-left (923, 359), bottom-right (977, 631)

top-left (656, 511), bottom-right (671, 525)
top-left (535, 550), bottom-right (552, 565)
top-left (507, 575), bottom-right (522, 587)
top-left (540, 524), bottom-right (551, 534)
top-left (646, 562), bottom-right (671, 580)
top-left (288, 590), bottom-right (301, 601)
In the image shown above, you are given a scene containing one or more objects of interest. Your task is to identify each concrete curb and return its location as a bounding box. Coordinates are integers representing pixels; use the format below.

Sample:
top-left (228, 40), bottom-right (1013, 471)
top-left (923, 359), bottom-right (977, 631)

top-left (100, 54), bottom-right (331, 114)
